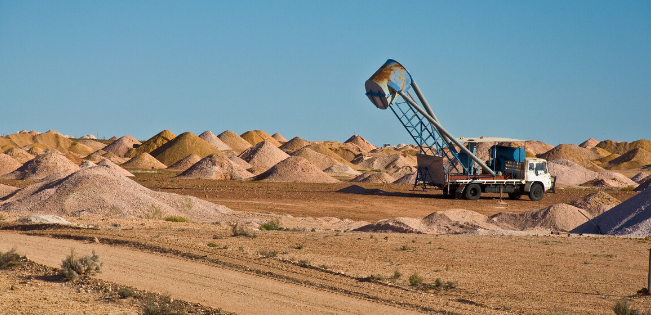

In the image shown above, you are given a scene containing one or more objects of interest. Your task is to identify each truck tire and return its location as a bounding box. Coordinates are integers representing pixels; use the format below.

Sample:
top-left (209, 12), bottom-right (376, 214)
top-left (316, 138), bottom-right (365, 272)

top-left (464, 184), bottom-right (481, 200)
top-left (528, 183), bottom-right (544, 201)
top-left (508, 193), bottom-right (522, 200)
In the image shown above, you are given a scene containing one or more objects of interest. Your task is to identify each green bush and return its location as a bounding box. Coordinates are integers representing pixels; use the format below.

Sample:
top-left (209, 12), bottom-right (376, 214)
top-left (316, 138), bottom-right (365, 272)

top-left (60, 249), bottom-right (102, 281)
top-left (260, 219), bottom-right (282, 231)
top-left (258, 249), bottom-right (278, 258)
top-left (164, 216), bottom-right (189, 223)
top-left (207, 242), bottom-right (218, 247)
top-left (408, 273), bottom-right (424, 286)
top-left (142, 294), bottom-right (185, 315)
top-left (0, 248), bottom-right (22, 269)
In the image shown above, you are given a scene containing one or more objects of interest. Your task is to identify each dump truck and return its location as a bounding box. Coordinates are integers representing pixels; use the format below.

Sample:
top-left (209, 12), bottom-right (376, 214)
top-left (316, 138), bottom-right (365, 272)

top-left (364, 59), bottom-right (555, 201)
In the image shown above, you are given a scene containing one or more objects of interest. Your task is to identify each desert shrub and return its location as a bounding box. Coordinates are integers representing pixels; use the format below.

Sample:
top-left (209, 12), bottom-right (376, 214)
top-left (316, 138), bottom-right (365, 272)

top-left (620, 186), bottom-right (635, 192)
top-left (145, 204), bottom-right (163, 220)
top-left (207, 242), bottom-right (218, 247)
top-left (408, 273), bottom-right (424, 286)
top-left (434, 278), bottom-right (443, 287)
top-left (392, 270), bottom-right (402, 279)
top-left (0, 248), bottom-right (22, 269)
top-left (294, 244), bottom-right (304, 250)
top-left (399, 245), bottom-right (412, 251)
top-left (613, 300), bottom-right (651, 315)
top-left (0, 214), bottom-right (5, 221)
top-left (164, 216), bottom-right (189, 223)
top-left (142, 294), bottom-right (185, 315)
top-left (231, 223), bottom-right (255, 238)
top-left (258, 249), bottom-right (278, 258)
top-left (118, 287), bottom-right (135, 299)
top-left (260, 219), bottom-right (282, 231)
top-left (60, 249), bottom-right (102, 281)
top-left (298, 259), bottom-right (310, 266)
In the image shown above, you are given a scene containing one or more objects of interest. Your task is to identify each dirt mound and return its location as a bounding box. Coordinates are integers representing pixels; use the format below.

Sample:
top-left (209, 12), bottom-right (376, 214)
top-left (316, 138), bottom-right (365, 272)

top-left (121, 153), bottom-right (167, 170)
top-left (97, 159), bottom-right (134, 177)
top-left (217, 130), bottom-right (252, 152)
top-left (357, 209), bottom-right (500, 234)
top-left (579, 138), bottom-right (600, 149)
top-left (177, 154), bottom-right (252, 180)
top-left (3, 147), bottom-right (35, 164)
top-left (490, 204), bottom-right (588, 232)
top-left (0, 137), bottom-right (14, 151)
top-left (345, 135), bottom-right (376, 152)
top-left (355, 217), bottom-right (427, 233)
top-left (125, 130), bottom-right (176, 158)
top-left (108, 136), bottom-right (118, 141)
top-left (538, 144), bottom-right (603, 171)
top-left (351, 172), bottom-right (396, 184)
top-left (80, 134), bottom-right (97, 140)
top-left (238, 141), bottom-right (289, 170)
top-left (603, 148), bottom-right (651, 170)
top-left (301, 143), bottom-right (356, 167)
top-left (80, 160), bottom-right (96, 168)
top-left (632, 172), bottom-right (649, 183)
top-left (572, 187), bottom-right (651, 236)
top-left (323, 165), bottom-right (361, 177)
top-left (0, 184), bottom-right (18, 198)
top-left (253, 130), bottom-right (282, 147)
top-left (271, 133), bottom-right (288, 143)
top-left (548, 159), bottom-right (636, 187)
top-left (582, 178), bottom-right (630, 189)
top-left (199, 131), bottom-right (232, 151)
top-left (0, 153), bottom-right (22, 176)
top-left (597, 153), bottom-right (620, 164)
top-left (596, 139), bottom-right (651, 155)
top-left (569, 191), bottom-right (621, 217)
top-left (240, 131), bottom-right (266, 146)
top-left (255, 156), bottom-right (338, 183)
top-left (1, 150), bottom-right (80, 180)
top-left (168, 154), bottom-right (202, 171)
top-left (229, 156), bottom-right (252, 170)
top-left (291, 147), bottom-right (340, 170)
top-left (393, 172), bottom-right (417, 184)
top-left (635, 177), bottom-right (651, 192)
top-left (101, 151), bottom-right (129, 165)
top-left (102, 135), bottom-right (141, 157)
top-left (75, 140), bottom-right (106, 151)
top-left (279, 137), bottom-right (310, 154)
top-left (353, 154), bottom-right (415, 173)
top-left (31, 133), bottom-right (94, 156)
top-left (0, 166), bottom-right (232, 222)
top-left (151, 132), bottom-right (221, 166)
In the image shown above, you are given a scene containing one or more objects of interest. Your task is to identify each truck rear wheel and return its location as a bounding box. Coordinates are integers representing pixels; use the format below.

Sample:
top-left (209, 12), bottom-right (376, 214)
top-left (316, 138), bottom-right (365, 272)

top-left (528, 183), bottom-right (544, 201)
top-left (464, 184), bottom-right (481, 200)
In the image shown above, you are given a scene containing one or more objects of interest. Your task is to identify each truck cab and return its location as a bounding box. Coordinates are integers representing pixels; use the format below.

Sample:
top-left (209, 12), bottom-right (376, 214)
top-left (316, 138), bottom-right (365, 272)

top-left (523, 157), bottom-right (554, 201)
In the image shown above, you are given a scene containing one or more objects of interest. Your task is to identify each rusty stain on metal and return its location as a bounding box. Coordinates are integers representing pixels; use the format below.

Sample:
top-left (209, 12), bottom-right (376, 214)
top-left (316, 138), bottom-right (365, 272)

top-left (364, 59), bottom-right (413, 109)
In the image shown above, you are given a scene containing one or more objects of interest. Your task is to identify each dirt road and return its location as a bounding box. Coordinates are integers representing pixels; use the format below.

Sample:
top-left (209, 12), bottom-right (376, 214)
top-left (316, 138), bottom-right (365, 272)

top-left (0, 231), bottom-right (424, 315)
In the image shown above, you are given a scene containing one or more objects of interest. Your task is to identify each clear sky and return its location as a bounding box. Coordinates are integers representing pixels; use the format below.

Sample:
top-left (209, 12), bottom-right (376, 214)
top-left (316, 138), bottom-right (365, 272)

top-left (1, 1), bottom-right (649, 146)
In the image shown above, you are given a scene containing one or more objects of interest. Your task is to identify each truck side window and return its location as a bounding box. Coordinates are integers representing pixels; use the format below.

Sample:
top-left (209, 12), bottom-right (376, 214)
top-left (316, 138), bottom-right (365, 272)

top-left (535, 162), bottom-right (547, 173)
top-left (528, 163), bottom-right (535, 171)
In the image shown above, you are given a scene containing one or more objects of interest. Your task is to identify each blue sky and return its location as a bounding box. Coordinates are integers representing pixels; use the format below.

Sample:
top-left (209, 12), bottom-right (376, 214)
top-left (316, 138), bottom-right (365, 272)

top-left (1, 1), bottom-right (649, 146)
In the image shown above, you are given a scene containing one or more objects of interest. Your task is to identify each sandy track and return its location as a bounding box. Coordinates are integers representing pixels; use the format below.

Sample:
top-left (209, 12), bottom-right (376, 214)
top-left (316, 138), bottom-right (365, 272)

top-left (0, 232), bottom-right (423, 315)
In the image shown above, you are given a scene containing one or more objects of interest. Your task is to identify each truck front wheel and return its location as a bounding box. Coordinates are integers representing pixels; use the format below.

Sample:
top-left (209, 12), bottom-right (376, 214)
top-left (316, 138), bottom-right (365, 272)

top-left (528, 183), bottom-right (544, 201)
top-left (464, 184), bottom-right (481, 200)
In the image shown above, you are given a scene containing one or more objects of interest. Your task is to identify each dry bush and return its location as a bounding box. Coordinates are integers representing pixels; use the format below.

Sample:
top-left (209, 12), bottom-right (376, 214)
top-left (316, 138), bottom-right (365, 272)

top-left (0, 248), bottom-right (22, 269)
top-left (260, 218), bottom-right (282, 231)
top-left (60, 249), bottom-right (102, 281)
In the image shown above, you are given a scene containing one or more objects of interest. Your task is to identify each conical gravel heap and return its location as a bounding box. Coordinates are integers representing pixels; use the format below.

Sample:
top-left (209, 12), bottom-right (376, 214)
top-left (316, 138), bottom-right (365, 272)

top-left (291, 147), bottom-right (341, 170)
top-left (490, 204), bottom-right (589, 232)
top-left (1, 150), bottom-right (80, 180)
top-left (603, 148), bottom-right (651, 170)
top-left (351, 172), bottom-right (396, 184)
top-left (3, 147), bottom-right (35, 164)
top-left (0, 166), bottom-right (232, 221)
top-left (168, 154), bottom-right (202, 171)
top-left (217, 130), bottom-right (252, 152)
top-left (121, 153), bottom-right (167, 170)
top-left (0, 153), bottom-right (22, 176)
top-left (255, 156), bottom-right (338, 183)
top-left (151, 132), bottom-right (221, 166)
top-left (569, 191), bottom-right (620, 217)
top-left (97, 159), bottom-right (134, 177)
top-left (238, 141), bottom-right (289, 170)
top-left (323, 164), bottom-right (361, 177)
top-left (271, 133), bottom-right (288, 143)
top-left (579, 138), bottom-right (600, 149)
top-left (345, 135), bottom-right (376, 152)
top-left (177, 154), bottom-right (253, 180)
top-left (125, 130), bottom-right (176, 158)
top-left (571, 187), bottom-right (651, 236)
top-left (199, 130), bottom-right (233, 151)
top-left (279, 137), bottom-right (310, 154)
top-left (103, 135), bottom-right (141, 157)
